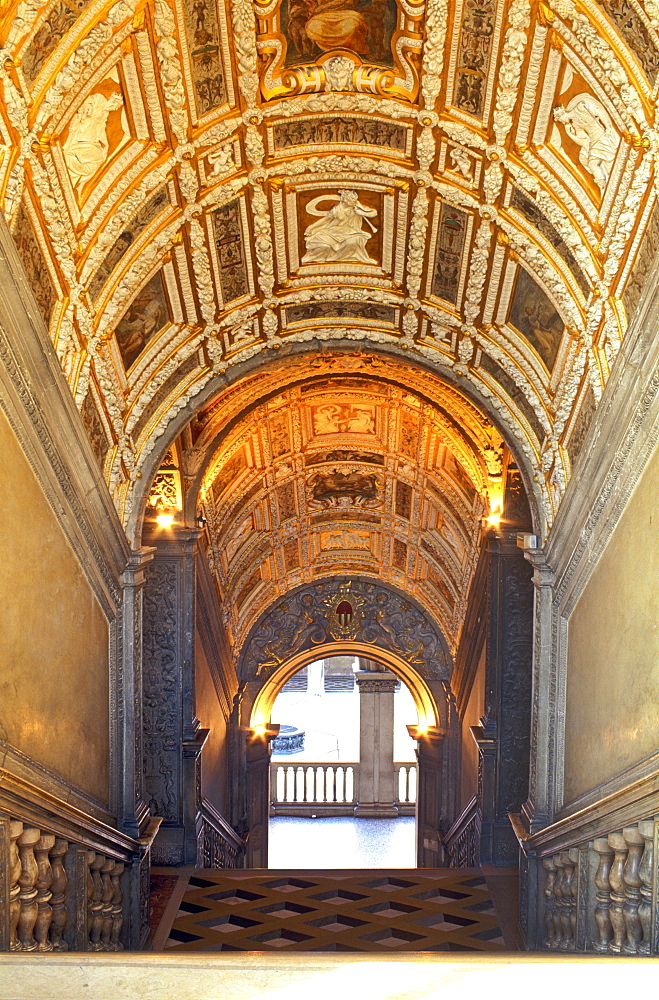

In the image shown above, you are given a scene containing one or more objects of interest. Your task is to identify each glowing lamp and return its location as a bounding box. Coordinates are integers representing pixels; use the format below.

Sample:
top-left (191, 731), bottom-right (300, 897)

top-left (155, 511), bottom-right (175, 528)
top-left (485, 503), bottom-right (502, 528)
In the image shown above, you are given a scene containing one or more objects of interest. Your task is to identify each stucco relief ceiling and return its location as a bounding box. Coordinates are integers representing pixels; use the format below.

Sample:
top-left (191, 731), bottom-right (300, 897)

top-left (1, 0), bottom-right (659, 536)
top-left (147, 369), bottom-right (506, 651)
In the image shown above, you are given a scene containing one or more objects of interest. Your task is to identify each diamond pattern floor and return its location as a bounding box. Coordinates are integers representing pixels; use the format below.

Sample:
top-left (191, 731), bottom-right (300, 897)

top-left (156, 869), bottom-right (509, 952)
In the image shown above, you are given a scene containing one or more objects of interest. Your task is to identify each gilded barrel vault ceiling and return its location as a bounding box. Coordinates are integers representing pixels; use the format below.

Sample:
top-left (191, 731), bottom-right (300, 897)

top-left (193, 376), bottom-right (493, 649)
top-left (1, 0), bottom-right (659, 548)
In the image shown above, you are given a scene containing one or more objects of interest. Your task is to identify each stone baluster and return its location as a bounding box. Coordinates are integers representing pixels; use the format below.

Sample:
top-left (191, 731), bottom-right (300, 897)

top-left (88, 854), bottom-right (105, 951)
top-left (49, 839), bottom-right (68, 951)
top-left (33, 833), bottom-right (55, 951)
top-left (592, 839), bottom-right (614, 952)
top-left (542, 856), bottom-right (557, 948)
top-left (567, 849), bottom-right (579, 949)
top-left (83, 850), bottom-right (95, 951)
top-left (607, 832), bottom-right (629, 954)
top-left (109, 863), bottom-right (125, 951)
top-left (9, 821), bottom-right (23, 951)
top-left (558, 852), bottom-right (575, 950)
top-left (552, 854), bottom-right (566, 949)
top-left (100, 858), bottom-right (116, 951)
top-left (622, 826), bottom-right (644, 955)
top-left (637, 820), bottom-right (653, 956)
top-left (16, 827), bottom-right (41, 951)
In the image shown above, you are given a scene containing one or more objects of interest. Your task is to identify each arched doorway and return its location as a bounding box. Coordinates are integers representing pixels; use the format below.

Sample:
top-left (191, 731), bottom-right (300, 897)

top-left (241, 638), bottom-right (447, 868)
top-left (267, 652), bottom-right (419, 868)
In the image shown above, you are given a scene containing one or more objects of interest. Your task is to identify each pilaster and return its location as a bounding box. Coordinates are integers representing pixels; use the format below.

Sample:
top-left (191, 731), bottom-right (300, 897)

top-left (354, 671), bottom-right (398, 818)
top-left (410, 727), bottom-right (445, 868)
top-left (479, 526), bottom-right (534, 864)
top-left (117, 548), bottom-right (154, 839)
top-left (142, 526), bottom-right (202, 864)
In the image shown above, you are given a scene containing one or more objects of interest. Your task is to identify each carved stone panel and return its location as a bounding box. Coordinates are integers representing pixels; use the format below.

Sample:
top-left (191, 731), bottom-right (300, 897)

top-left (143, 559), bottom-right (182, 824)
top-left (240, 577), bottom-right (452, 682)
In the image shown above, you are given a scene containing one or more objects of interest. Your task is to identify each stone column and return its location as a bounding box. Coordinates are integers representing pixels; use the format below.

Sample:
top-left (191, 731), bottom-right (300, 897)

top-left (117, 548), bottom-right (153, 839)
top-left (354, 671), bottom-right (398, 817)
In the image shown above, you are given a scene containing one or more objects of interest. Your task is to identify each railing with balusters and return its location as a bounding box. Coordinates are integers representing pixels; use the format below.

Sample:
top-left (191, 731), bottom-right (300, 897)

top-left (514, 810), bottom-right (659, 954)
top-left (394, 763), bottom-right (417, 806)
top-left (1, 774), bottom-right (160, 951)
top-left (197, 798), bottom-right (244, 868)
top-left (270, 762), bottom-right (416, 815)
top-left (441, 795), bottom-right (481, 867)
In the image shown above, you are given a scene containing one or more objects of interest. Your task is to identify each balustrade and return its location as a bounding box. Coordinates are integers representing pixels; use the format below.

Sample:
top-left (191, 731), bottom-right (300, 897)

top-left (537, 816), bottom-right (659, 956)
top-left (198, 799), bottom-right (243, 869)
top-left (270, 762), bottom-right (416, 811)
top-left (0, 816), bottom-right (140, 953)
top-left (395, 763), bottom-right (417, 805)
top-left (272, 763), bottom-right (357, 806)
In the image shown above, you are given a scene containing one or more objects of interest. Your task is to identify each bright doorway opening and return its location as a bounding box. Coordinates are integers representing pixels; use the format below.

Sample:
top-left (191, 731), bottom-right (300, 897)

top-left (268, 655), bottom-right (418, 868)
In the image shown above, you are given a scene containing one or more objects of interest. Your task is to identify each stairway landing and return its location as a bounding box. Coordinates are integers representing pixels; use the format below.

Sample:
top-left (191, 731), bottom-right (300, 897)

top-left (151, 867), bottom-right (519, 953)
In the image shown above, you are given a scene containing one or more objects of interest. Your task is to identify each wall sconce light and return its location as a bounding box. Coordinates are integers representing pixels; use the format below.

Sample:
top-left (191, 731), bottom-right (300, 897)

top-left (249, 723), bottom-right (281, 741)
top-left (155, 508), bottom-right (176, 528)
top-left (484, 503), bottom-right (502, 529)
top-left (195, 514), bottom-right (207, 530)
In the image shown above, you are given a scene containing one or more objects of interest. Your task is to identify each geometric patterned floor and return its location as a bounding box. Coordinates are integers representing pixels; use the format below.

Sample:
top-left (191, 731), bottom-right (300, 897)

top-left (156, 869), bottom-right (509, 952)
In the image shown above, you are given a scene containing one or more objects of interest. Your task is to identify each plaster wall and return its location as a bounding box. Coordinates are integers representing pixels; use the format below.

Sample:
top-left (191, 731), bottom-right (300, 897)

top-left (0, 407), bottom-right (110, 803)
top-left (460, 645), bottom-right (486, 812)
top-left (564, 439), bottom-right (659, 804)
top-left (196, 639), bottom-right (229, 815)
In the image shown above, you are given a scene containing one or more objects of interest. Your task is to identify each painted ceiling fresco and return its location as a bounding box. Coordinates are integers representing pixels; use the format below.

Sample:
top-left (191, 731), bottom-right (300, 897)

top-left (1, 0), bottom-right (659, 546)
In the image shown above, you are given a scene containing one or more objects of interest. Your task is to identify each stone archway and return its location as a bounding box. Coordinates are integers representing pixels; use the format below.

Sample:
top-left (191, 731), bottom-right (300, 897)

top-left (234, 577), bottom-right (455, 868)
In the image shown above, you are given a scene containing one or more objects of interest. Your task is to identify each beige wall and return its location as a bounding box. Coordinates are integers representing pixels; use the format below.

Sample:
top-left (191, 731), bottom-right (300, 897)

top-left (0, 408), bottom-right (110, 804)
top-left (196, 639), bottom-right (229, 815)
top-left (460, 645), bottom-right (486, 813)
top-left (564, 440), bottom-right (659, 804)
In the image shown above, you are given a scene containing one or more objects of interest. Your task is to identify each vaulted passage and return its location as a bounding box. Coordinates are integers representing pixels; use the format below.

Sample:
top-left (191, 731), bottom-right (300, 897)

top-left (1, 0), bottom-right (659, 981)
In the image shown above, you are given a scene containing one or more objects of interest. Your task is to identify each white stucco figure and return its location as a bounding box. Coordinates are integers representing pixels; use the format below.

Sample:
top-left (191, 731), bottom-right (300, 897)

top-left (449, 146), bottom-right (473, 180)
top-left (302, 189), bottom-right (378, 264)
top-left (553, 94), bottom-right (619, 192)
top-left (208, 145), bottom-right (235, 178)
top-left (63, 91), bottom-right (124, 191)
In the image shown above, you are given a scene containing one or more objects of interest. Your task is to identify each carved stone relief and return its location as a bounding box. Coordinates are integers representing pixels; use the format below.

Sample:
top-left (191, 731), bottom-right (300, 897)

top-left (143, 560), bottom-right (181, 822)
top-left (301, 190), bottom-right (378, 265)
top-left (553, 95), bottom-right (620, 193)
top-left (240, 578), bottom-right (452, 681)
top-left (81, 389), bottom-right (110, 471)
top-left (88, 186), bottom-right (169, 303)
